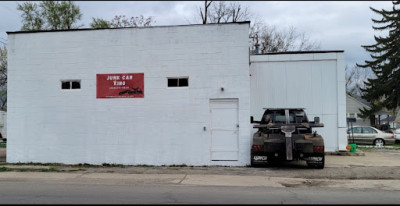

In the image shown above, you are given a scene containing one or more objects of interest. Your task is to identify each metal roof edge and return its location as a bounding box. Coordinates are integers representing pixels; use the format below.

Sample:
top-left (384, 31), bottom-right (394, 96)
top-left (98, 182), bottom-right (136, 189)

top-left (252, 50), bottom-right (344, 55)
top-left (262, 108), bottom-right (306, 110)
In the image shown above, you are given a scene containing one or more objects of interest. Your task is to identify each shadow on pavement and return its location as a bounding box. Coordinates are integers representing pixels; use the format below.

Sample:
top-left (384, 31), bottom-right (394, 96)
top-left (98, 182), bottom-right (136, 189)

top-left (252, 160), bottom-right (314, 170)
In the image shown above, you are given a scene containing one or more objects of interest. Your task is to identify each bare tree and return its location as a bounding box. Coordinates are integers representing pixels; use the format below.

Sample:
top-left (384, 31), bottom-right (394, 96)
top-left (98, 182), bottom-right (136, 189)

top-left (228, 2), bottom-right (251, 23)
top-left (345, 64), bottom-right (374, 96)
top-left (196, 1), bottom-right (320, 53)
top-left (200, 1), bottom-right (252, 24)
top-left (199, 0), bottom-right (212, 24)
top-left (209, 1), bottom-right (227, 23)
top-left (250, 22), bottom-right (320, 53)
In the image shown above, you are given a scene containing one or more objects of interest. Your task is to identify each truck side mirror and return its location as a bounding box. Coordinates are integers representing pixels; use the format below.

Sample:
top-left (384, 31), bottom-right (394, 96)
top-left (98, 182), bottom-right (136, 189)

top-left (314, 117), bottom-right (320, 124)
top-left (250, 116), bottom-right (254, 123)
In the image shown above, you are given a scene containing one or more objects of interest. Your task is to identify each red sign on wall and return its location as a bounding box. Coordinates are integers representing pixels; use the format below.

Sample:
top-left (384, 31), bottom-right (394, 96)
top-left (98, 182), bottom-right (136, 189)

top-left (96, 73), bottom-right (144, 98)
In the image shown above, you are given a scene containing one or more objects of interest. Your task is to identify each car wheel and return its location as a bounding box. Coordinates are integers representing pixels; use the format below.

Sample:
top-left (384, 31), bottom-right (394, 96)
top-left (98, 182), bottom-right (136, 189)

top-left (374, 139), bottom-right (385, 147)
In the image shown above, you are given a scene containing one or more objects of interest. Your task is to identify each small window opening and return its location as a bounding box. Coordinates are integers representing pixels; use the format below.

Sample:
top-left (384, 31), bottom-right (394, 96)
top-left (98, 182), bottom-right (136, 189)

top-left (168, 77), bottom-right (188, 87)
top-left (71, 81), bottom-right (80, 89)
top-left (61, 80), bottom-right (81, 90)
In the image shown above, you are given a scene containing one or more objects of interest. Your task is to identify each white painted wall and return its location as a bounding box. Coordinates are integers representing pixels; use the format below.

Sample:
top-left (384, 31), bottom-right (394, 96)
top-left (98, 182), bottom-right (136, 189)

top-left (250, 52), bottom-right (347, 152)
top-left (7, 23), bottom-right (251, 166)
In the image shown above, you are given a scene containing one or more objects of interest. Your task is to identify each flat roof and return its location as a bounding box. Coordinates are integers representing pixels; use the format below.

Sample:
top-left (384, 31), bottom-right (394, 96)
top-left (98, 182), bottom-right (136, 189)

top-left (7, 21), bottom-right (251, 35)
top-left (263, 108), bottom-right (305, 110)
top-left (254, 50), bottom-right (344, 55)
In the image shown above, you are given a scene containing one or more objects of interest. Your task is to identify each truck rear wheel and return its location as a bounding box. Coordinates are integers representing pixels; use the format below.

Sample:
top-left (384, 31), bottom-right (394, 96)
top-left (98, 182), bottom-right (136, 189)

top-left (250, 154), bottom-right (257, 167)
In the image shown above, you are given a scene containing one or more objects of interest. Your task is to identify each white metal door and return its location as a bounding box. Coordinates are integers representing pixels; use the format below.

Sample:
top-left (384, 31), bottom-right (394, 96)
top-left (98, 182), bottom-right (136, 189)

top-left (210, 99), bottom-right (239, 161)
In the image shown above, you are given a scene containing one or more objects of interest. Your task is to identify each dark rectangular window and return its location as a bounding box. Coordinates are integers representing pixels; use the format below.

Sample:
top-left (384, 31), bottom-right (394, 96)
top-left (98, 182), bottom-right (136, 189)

top-left (61, 80), bottom-right (81, 90)
top-left (168, 77), bottom-right (188, 87)
top-left (71, 81), bottom-right (80, 89)
top-left (179, 78), bottom-right (188, 87)
top-left (168, 78), bottom-right (178, 87)
top-left (61, 81), bottom-right (70, 89)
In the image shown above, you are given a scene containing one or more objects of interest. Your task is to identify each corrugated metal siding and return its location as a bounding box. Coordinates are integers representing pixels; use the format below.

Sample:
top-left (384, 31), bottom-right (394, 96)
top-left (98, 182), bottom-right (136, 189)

top-left (250, 53), bottom-right (346, 152)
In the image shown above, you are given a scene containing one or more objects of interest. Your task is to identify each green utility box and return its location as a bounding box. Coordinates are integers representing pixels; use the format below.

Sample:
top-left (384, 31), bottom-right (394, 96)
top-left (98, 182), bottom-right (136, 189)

top-left (349, 143), bottom-right (357, 153)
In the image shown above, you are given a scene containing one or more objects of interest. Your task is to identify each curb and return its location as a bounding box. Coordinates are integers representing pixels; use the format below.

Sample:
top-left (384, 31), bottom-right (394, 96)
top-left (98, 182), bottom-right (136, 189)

top-left (325, 150), bottom-right (365, 156)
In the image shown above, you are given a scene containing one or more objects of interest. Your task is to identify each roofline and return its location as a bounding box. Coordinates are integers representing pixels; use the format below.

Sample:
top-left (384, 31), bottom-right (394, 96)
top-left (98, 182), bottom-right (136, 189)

top-left (6, 21), bottom-right (251, 35)
top-left (263, 108), bottom-right (305, 110)
top-left (254, 50), bottom-right (344, 55)
top-left (346, 93), bottom-right (371, 109)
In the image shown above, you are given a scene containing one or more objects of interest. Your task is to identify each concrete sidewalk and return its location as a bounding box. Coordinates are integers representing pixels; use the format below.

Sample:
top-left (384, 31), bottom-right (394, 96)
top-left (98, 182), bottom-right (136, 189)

top-left (1, 171), bottom-right (400, 191)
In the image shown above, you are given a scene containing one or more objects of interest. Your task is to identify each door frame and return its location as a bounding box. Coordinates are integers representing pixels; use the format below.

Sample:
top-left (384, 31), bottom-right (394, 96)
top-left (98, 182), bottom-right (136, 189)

top-left (209, 98), bottom-right (239, 161)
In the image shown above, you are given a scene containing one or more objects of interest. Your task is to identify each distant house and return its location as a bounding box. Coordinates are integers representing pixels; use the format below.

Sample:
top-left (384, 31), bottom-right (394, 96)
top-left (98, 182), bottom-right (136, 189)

top-left (346, 93), bottom-right (395, 128)
top-left (381, 116), bottom-right (396, 129)
top-left (346, 94), bottom-right (371, 127)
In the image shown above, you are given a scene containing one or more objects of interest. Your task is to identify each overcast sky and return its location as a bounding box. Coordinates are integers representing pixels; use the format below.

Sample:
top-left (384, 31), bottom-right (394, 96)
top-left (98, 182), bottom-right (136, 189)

top-left (0, 1), bottom-right (395, 67)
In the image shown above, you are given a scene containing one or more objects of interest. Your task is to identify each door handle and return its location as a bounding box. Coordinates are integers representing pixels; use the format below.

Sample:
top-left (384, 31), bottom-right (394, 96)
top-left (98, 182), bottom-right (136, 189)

top-left (237, 124), bottom-right (239, 128)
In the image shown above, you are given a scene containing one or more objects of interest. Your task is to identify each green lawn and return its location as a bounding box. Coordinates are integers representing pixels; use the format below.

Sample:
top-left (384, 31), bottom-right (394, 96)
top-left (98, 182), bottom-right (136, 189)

top-left (357, 142), bottom-right (400, 151)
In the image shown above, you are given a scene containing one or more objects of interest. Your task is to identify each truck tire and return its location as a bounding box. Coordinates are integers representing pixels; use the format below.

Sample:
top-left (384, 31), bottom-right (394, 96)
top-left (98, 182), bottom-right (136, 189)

top-left (250, 154), bottom-right (257, 167)
top-left (306, 154), bottom-right (325, 169)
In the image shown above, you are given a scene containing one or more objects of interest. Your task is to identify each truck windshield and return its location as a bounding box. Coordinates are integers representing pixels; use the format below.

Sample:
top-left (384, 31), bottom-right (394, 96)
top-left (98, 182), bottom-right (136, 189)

top-left (263, 110), bottom-right (307, 123)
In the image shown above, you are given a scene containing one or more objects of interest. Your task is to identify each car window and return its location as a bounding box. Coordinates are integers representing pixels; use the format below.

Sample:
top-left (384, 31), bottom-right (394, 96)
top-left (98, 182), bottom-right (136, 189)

top-left (349, 127), bottom-right (362, 134)
top-left (363, 127), bottom-right (377, 134)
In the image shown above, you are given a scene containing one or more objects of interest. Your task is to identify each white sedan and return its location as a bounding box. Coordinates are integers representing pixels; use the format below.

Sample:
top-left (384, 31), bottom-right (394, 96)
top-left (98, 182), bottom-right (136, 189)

top-left (393, 128), bottom-right (400, 141)
top-left (347, 126), bottom-right (396, 146)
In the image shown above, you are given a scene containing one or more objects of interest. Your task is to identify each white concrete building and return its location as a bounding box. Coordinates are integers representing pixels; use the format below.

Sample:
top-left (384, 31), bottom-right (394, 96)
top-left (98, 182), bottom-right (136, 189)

top-left (250, 51), bottom-right (347, 152)
top-left (7, 23), bottom-right (251, 166)
top-left (7, 23), bottom-right (347, 166)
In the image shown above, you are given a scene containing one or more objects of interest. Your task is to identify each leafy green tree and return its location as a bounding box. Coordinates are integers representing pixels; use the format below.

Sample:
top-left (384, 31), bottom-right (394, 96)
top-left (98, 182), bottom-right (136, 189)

top-left (357, 1), bottom-right (400, 118)
top-left (90, 15), bottom-right (155, 29)
top-left (17, 1), bottom-right (83, 31)
top-left (90, 18), bottom-right (111, 29)
top-left (17, 2), bottom-right (43, 31)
